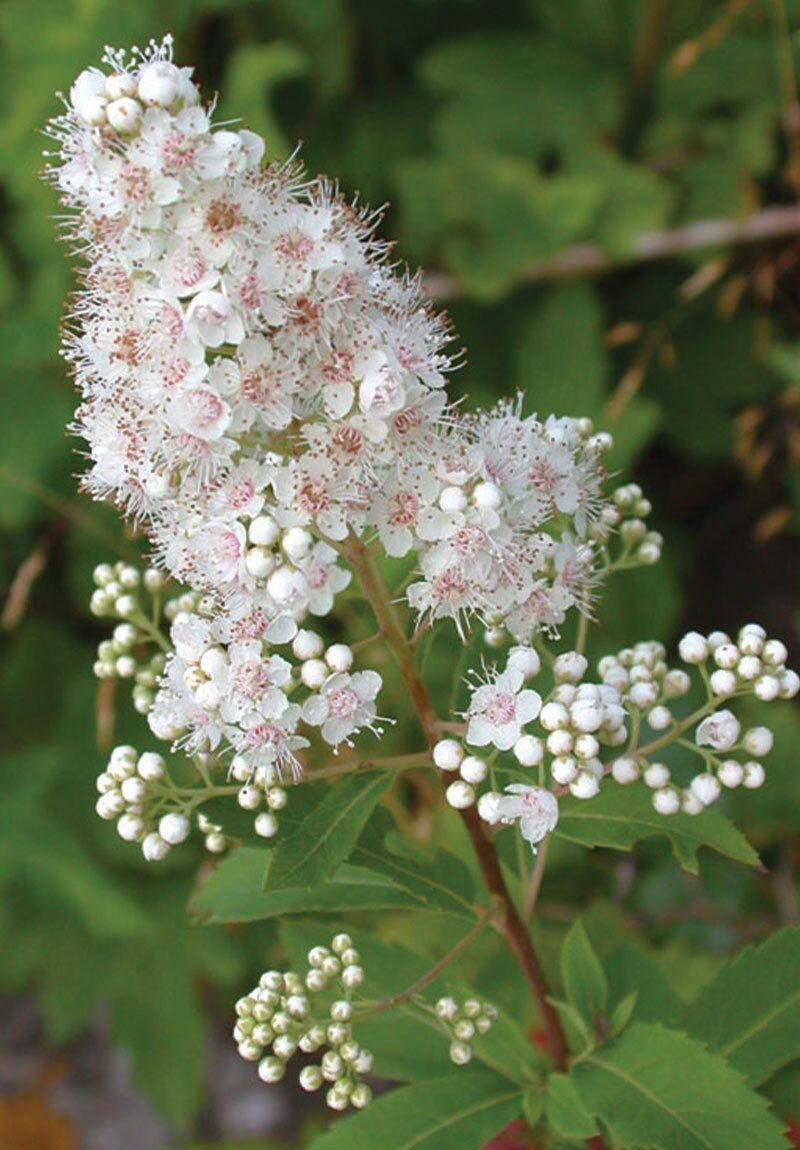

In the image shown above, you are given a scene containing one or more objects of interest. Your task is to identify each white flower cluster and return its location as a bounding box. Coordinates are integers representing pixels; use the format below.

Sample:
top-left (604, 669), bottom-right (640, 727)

top-left (48, 36), bottom-right (611, 670)
top-left (235, 934), bottom-right (372, 1111)
top-left (435, 623), bottom-right (798, 849)
top-left (150, 604), bottom-right (384, 777)
top-left (50, 40), bottom-right (797, 872)
top-left (434, 995), bottom-right (498, 1066)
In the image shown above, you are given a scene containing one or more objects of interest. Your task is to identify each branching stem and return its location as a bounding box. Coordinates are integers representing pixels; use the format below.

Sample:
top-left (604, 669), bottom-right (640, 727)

top-left (342, 534), bottom-right (573, 1073)
top-left (353, 904), bottom-right (497, 1021)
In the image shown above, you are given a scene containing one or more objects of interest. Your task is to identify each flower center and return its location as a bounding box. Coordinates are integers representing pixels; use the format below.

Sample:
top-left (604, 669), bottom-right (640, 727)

top-left (485, 693), bottom-right (516, 725)
top-left (327, 687), bottom-right (358, 718)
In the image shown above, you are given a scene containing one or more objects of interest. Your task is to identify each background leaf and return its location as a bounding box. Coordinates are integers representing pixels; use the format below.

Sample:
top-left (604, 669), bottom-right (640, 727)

top-left (573, 1022), bottom-right (789, 1150)
top-left (308, 1072), bottom-right (523, 1150)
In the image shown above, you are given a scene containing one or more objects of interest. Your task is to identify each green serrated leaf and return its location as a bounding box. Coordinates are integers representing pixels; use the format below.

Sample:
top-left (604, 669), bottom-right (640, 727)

top-left (309, 1072), bottom-right (522, 1150)
top-left (572, 1022), bottom-right (788, 1150)
top-left (265, 771), bottom-right (392, 890)
top-left (561, 921), bottom-right (608, 1027)
top-left (545, 1073), bottom-right (599, 1139)
top-left (350, 812), bottom-right (478, 919)
top-left (556, 785), bottom-right (760, 873)
top-left (190, 847), bottom-right (428, 923)
top-left (691, 927), bottom-right (800, 1086)
top-left (604, 942), bottom-right (684, 1028)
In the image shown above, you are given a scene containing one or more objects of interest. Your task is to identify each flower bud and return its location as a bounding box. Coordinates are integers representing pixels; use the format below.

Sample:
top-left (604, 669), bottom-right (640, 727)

top-left (652, 788), bottom-right (680, 816)
top-left (257, 1056), bottom-right (285, 1083)
top-left (137, 61), bottom-right (181, 107)
top-left (158, 812), bottom-right (190, 845)
top-left (679, 632), bottom-right (708, 664)
top-left (743, 761), bottom-right (766, 789)
top-left (449, 1040), bottom-right (472, 1065)
top-left (611, 757), bottom-right (640, 785)
top-left (299, 1065), bottom-right (323, 1092)
top-left (142, 832), bottom-right (170, 862)
top-left (513, 735), bottom-right (543, 767)
top-left (459, 756), bottom-right (487, 784)
top-left (446, 780), bottom-right (475, 809)
top-left (325, 644), bottom-right (354, 672)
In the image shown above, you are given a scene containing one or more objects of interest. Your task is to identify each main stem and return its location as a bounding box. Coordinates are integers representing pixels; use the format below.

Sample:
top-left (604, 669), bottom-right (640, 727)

top-left (343, 536), bottom-right (571, 1072)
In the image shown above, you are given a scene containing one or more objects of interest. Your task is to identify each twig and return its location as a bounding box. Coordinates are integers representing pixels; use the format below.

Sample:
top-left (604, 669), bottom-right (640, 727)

top-left (354, 906), bottom-right (497, 1020)
top-left (423, 204), bottom-right (800, 298)
top-left (307, 750), bottom-right (432, 781)
top-left (770, 0), bottom-right (800, 192)
top-left (342, 535), bottom-right (573, 1074)
top-left (522, 836), bottom-right (552, 925)
top-left (2, 527), bottom-right (60, 629)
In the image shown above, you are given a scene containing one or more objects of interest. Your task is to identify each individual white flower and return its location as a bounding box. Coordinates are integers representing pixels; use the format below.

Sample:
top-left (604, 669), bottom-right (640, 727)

top-left (465, 666), bottom-right (541, 751)
top-left (696, 709), bottom-right (741, 752)
top-left (478, 784), bottom-right (559, 851)
top-left (185, 290), bottom-right (245, 347)
top-left (302, 670), bottom-right (383, 747)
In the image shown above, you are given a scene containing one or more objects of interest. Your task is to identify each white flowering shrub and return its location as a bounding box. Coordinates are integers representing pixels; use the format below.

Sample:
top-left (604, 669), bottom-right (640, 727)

top-left (44, 36), bottom-right (800, 1150)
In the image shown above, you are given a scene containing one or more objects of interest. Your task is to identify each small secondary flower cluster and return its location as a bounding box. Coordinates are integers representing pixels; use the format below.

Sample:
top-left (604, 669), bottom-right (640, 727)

top-left (90, 561), bottom-right (168, 713)
top-left (434, 995), bottom-right (498, 1066)
top-left (234, 934), bottom-right (372, 1111)
top-left (599, 482), bottom-right (663, 568)
top-left (433, 625), bottom-right (798, 851)
top-left (95, 745), bottom-right (189, 860)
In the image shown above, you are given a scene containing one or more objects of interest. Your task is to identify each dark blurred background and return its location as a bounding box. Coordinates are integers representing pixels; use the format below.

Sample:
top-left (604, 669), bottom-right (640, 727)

top-left (2, 1), bottom-right (800, 1147)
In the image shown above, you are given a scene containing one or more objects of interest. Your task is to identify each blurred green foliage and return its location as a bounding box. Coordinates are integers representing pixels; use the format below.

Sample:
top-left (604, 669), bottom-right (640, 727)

top-left (2, 0), bottom-right (800, 1144)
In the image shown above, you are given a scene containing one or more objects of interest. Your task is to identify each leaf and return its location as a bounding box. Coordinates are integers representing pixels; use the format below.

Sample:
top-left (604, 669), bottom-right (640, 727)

top-left (514, 283), bottom-right (607, 422)
top-left (419, 35), bottom-right (616, 163)
top-left (396, 152), bottom-right (602, 300)
top-left (220, 42), bottom-right (308, 157)
top-left (309, 1072), bottom-right (523, 1150)
top-left (555, 785), bottom-right (760, 873)
top-left (350, 812), bottom-right (478, 919)
top-left (190, 847), bottom-right (430, 923)
top-left (604, 942), bottom-right (684, 1028)
top-left (691, 927), bottom-right (800, 1086)
top-left (560, 921), bottom-right (608, 1028)
top-left (265, 771), bottom-right (393, 890)
top-left (522, 1085), bottom-right (544, 1128)
top-left (608, 992), bottom-right (638, 1037)
top-left (545, 1074), bottom-right (599, 1140)
top-left (572, 1023), bottom-right (788, 1150)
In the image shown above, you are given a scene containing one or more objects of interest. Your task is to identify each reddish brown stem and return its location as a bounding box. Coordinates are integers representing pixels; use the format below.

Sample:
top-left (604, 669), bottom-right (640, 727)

top-left (343, 536), bottom-right (571, 1071)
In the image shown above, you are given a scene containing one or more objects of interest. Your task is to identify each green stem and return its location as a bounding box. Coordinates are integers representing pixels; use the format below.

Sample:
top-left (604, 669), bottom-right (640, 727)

top-left (633, 694), bottom-right (734, 760)
top-left (130, 610), bottom-right (171, 654)
top-left (353, 905), bottom-right (497, 1021)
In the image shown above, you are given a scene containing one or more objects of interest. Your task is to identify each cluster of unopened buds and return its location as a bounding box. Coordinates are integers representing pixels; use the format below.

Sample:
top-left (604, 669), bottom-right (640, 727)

top-left (90, 562), bottom-right (170, 713)
top-left (229, 754), bottom-right (288, 841)
top-left (598, 482), bottom-right (663, 567)
top-left (235, 935), bottom-right (372, 1111)
top-left (434, 995), bottom-right (498, 1066)
top-left (95, 744), bottom-right (191, 860)
top-left (678, 625), bottom-right (798, 702)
